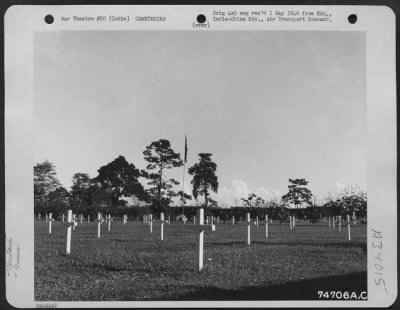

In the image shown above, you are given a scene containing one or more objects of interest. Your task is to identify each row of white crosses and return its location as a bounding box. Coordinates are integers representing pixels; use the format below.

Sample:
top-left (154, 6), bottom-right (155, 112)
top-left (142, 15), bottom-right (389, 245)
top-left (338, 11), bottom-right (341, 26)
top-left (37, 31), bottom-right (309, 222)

top-left (196, 211), bottom-right (270, 272)
top-left (230, 215), bottom-right (272, 226)
top-left (65, 211), bottom-right (116, 254)
top-left (47, 212), bottom-right (77, 235)
top-left (326, 215), bottom-right (352, 240)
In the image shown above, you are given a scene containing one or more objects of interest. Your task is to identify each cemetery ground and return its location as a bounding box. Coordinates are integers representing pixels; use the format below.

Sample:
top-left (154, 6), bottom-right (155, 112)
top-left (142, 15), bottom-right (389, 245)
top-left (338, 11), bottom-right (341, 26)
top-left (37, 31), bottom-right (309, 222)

top-left (35, 219), bottom-right (367, 301)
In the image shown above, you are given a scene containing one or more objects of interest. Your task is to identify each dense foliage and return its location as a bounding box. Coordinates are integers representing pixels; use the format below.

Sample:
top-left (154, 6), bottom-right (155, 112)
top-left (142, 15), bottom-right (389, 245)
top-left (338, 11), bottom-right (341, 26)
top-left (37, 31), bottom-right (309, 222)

top-left (34, 143), bottom-right (366, 222)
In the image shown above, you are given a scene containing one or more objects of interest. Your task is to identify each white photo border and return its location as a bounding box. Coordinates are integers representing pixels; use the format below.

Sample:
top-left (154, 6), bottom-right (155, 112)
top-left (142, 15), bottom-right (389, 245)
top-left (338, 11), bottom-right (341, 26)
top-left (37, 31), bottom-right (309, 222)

top-left (4, 5), bottom-right (397, 308)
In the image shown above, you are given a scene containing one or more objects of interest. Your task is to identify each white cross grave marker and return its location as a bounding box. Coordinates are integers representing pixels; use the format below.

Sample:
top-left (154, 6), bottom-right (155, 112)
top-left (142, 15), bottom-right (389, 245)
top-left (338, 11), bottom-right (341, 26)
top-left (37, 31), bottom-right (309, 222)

top-left (97, 213), bottom-right (103, 238)
top-left (48, 213), bottom-right (54, 235)
top-left (196, 208), bottom-right (204, 272)
top-left (160, 212), bottom-right (164, 241)
top-left (347, 214), bottom-right (351, 240)
top-left (65, 210), bottom-right (73, 255)
top-left (247, 212), bottom-right (251, 245)
top-left (150, 214), bottom-right (153, 233)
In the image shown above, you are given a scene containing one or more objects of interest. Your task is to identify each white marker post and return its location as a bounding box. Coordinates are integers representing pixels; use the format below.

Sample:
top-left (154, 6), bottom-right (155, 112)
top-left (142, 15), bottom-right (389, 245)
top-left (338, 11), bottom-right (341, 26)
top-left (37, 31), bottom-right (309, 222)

top-left (150, 214), bottom-right (153, 233)
top-left (196, 208), bottom-right (204, 272)
top-left (193, 216), bottom-right (196, 225)
top-left (65, 210), bottom-right (73, 255)
top-left (353, 211), bottom-right (356, 225)
top-left (328, 216), bottom-right (331, 228)
top-left (333, 216), bottom-right (336, 229)
top-left (72, 214), bottom-right (76, 231)
top-left (48, 213), bottom-right (54, 235)
top-left (347, 214), bottom-right (351, 240)
top-left (160, 212), bottom-right (164, 241)
top-left (45, 214), bottom-right (48, 223)
top-left (217, 216), bottom-right (220, 224)
top-left (62, 214), bottom-right (65, 223)
top-left (256, 216), bottom-right (259, 227)
top-left (232, 216), bottom-right (235, 225)
top-left (88, 214), bottom-right (90, 223)
top-left (339, 216), bottom-right (342, 232)
top-left (289, 216), bottom-right (293, 230)
top-left (293, 216), bottom-right (296, 228)
top-left (108, 214), bottom-right (111, 232)
top-left (211, 216), bottom-right (215, 232)
top-left (168, 215), bottom-right (170, 224)
top-left (80, 214), bottom-right (83, 224)
top-left (265, 214), bottom-right (269, 238)
top-left (247, 213), bottom-right (251, 245)
top-left (97, 213), bottom-right (102, 238)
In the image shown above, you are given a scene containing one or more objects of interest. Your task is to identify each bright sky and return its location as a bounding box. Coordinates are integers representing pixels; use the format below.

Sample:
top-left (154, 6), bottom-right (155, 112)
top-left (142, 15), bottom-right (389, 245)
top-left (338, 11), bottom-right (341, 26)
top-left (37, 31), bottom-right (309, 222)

top-left (34, 31), bottom-right (366, 206)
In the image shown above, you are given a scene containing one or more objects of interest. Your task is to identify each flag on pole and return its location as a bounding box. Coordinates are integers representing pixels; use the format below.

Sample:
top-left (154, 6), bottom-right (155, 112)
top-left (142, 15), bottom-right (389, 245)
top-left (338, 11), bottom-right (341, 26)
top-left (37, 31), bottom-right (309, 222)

top-left (184, 134), bottom-right (188, 163)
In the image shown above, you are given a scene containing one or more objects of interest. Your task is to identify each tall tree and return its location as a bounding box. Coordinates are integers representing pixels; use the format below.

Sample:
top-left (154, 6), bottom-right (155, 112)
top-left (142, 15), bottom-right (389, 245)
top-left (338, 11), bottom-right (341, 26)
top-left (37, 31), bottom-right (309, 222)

top-left (188, 153), bottom-right (219, 210)
top-left (143, 139), bottom-right (183, 212)
top-left (94, 155), bottom-right (148, 206)
top-left (34, 160), bottom-right (61, 202)
top-left (47, 187), bottom-right (70, 216)
top-left (70, 173), bottom-right (92, 207)
top-left (281, 178), bottom-right (313, 208)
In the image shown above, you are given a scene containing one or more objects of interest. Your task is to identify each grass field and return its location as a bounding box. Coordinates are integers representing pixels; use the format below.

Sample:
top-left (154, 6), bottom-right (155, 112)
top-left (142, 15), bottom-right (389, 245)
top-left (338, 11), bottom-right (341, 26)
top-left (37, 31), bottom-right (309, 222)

top-left (35, 219), bottom-right (367, 301)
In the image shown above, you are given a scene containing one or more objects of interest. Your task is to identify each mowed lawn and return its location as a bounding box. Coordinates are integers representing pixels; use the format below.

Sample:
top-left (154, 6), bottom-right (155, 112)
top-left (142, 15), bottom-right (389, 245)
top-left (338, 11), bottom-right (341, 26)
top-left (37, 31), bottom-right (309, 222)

top-left (35, 219), bottom-right (367, 301)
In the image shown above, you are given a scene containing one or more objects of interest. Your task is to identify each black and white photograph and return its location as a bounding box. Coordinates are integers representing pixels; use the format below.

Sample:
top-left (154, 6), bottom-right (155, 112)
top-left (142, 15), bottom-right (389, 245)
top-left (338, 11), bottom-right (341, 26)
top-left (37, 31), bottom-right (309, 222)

top-left (4, 5), bottom-right (397, 307)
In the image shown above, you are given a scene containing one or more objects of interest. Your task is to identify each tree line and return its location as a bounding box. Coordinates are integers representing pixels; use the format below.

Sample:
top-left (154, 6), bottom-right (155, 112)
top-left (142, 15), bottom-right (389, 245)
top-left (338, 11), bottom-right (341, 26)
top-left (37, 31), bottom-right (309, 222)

top-left (34, 139), bottom-right (219, 218)
top-left (34, 138), bottom-right (367, 221)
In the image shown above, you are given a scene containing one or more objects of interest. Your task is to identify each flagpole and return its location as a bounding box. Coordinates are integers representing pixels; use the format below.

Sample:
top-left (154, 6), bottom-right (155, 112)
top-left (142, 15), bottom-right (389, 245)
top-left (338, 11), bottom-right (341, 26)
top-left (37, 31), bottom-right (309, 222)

top-left (182, 133), bottom-right (187, 217)
top-left (182, 161), bottom-right (185, 217)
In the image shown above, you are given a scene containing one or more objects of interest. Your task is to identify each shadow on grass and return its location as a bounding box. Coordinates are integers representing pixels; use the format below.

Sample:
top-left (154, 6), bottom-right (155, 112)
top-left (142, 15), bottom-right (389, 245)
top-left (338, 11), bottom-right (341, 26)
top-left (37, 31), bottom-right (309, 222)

top-left (172, 271), bottom-right (367, 300)
top-left (206, 240), bottom-right (367, 252)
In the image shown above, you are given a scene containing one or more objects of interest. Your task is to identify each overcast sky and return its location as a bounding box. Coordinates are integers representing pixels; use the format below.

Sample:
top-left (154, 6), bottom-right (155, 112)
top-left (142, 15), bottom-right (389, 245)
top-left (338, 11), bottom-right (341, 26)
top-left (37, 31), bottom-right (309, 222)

top-left (34, 30), bottom-right (366, 206)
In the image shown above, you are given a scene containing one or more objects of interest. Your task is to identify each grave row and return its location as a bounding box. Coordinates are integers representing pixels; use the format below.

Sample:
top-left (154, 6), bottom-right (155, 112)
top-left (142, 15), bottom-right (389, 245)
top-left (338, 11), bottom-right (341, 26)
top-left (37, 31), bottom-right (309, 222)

top-left (46, 209), bottom-right (354, 272)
